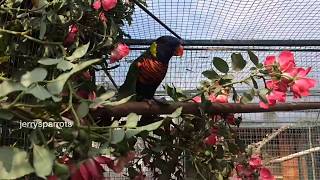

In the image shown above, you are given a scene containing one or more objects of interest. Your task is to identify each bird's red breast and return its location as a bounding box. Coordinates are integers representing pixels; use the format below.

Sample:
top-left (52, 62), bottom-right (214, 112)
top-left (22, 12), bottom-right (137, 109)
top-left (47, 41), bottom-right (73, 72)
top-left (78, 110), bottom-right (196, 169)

top-left (137, 58), bottom-right (168, 85)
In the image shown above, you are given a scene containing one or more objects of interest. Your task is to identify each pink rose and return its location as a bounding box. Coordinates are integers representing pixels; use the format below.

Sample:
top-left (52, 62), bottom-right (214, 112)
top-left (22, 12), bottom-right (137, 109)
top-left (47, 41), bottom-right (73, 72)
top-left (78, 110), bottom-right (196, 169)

top-left (278, 51), bottom-right (295, 72)
top-left (259, 90), bottom-right (287, 109)
top-left (226, 114), bottom-right (236, 125)
top-left (259, 80), bottom-right (287, 109)
top-left (204, 134), bottom-right (218, 145)
top-left (259, 167), bottom-right (275, 180)
top-left (63, 24), bottom-right (78, 47)
top-left (249, 154), bottom-right (262, 169)
top-left (263, 55), bottom-right (276, 72)
top-left (192, 96), bottom-right (201, 103)
top-left (211, 94), bottom-right (228, 103)
top-left (110, 43), bottom-right (130, 63)
top-left (92, 0), bottom-right (117, 11)
top-left (266, 80), bottom-right (288, 93)
top-left (113, 151), bottom-right (136, 173)
top-left (236, 164), bottom-right (254, 177)
top-left (88, 91), bottom-right (97, 101)
top-left (82, 70), bottom-right (92, 81)
top-left (99, 12), bottom-right (107, 22)
top-left (76, 89), bottom-right (90, 99)
top-left (101, 0), bottom-right (117, 11)
top-left (71, 156), bottom-right (114, 180)
top-left (263, 51), bottom-right (295, 73)
top-left (92, 0), bottom-right (101, 10)
top-left (210, 127), bottom-right (219, 134)
top-left (285, 67), bottom-right (316, 98)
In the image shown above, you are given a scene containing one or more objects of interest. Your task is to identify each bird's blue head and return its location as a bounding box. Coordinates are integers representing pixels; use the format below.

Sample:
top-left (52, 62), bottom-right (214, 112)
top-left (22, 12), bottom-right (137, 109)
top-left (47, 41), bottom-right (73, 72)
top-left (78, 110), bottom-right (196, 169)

top-left (149, 36), bottom-right (184, 64)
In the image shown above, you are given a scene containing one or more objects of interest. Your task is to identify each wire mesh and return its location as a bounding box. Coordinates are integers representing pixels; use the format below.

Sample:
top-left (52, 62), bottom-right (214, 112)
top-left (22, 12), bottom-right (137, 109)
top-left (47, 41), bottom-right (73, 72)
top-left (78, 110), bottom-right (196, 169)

top-left (124, 0), bottom-right (320, 40)
top-left (97, 46), bottom-right (320, 92)
top-left (95, 47), bottom-right (320, 178)
top-left (238, 127), bottom-right (320, 180)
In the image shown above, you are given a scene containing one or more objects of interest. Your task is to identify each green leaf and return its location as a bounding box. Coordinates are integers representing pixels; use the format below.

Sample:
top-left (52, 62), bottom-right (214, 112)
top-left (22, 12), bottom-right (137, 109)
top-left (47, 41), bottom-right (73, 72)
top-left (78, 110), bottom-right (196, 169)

top-left (26, 84), bottom-right (52, 100)
top-left (0, 109), bottom-right (14, 120)
top-left (103, 95), bottom-right (133, 106)
top-left (212, 57), bottom-right (229, 73)
top-left (47, 58), bottom-right (100, 94)
top-left (0, 80), bottom-right (26, 97)
top-left (111, 129), bottom-right (125, 144)
top-left (248, 50), bottom-right (259, 66)
top-left (169, 107), bottom-right (183, 118)
top-left (33, 145), bottom-right (55, 178)
top-left (217, 173), bottom-right (224, 180)
top-left (90, 91), bottom-right (116, 108)
top-left (164, 84), bottom-right (186, 102)
top-left (38, 58), bottom-right (62, 65)
top-left (66, 42), bottom-right (90, 61)
top-left (77, 101), bottom-right (89, 119)
top-left (258, 88), bottom-right (269, 103)
top-left (125, 113), bottom-right (140, 128)
top-left (0, 147), bottom-right (34, 179)
top-left (240, 92), bottom-right (253, 104)
top-left (21, 68), bottom-right (47, 87)
top-left (0, 56), bottom-right (10, 64)
top-left (53, 161), bottom-right (70, 178)
top-left (137, 120), bottom-right (163, 131)
top-left (39, 16), bottom-right (46, 40)
top-left (57, 60), bottom-right (75, 71)
top-left (202, 70), bottom-right (220, 80)
top-left (125, 129), bottom-right (141, 139)
top-left (231, 53), bottom-right (247, 71)
top-left (97, 91), bottom-right (116, 101)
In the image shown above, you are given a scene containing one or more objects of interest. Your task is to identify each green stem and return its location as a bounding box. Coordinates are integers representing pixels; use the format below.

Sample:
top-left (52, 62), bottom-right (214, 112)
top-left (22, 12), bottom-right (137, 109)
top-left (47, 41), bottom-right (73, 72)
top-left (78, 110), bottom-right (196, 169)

top-left (193, 159), bottom-right (207, 180)
top-left (67, 82), bottom-right (80, 126)
top-left (14, 103), bottom-right (47, 108)
top-left (101, 62), bottom-right (119, 90)
top-left (183, 75), bottom-right (254, 102)
top-left (0, 28), bottom-right (62, 46)
top-left (4, 91), bottom-right (25, 109)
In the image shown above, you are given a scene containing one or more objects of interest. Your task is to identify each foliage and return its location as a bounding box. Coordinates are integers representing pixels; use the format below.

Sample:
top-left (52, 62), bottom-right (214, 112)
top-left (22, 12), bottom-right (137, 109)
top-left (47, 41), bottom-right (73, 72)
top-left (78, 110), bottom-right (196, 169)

top-left (0, 0), bottom-right (316, 180)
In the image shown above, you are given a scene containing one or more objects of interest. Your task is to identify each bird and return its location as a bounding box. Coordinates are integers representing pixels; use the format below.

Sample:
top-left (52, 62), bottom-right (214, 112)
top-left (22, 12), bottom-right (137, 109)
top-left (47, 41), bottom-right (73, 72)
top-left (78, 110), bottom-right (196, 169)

top-left (117, 36), bottom-right (184, 102)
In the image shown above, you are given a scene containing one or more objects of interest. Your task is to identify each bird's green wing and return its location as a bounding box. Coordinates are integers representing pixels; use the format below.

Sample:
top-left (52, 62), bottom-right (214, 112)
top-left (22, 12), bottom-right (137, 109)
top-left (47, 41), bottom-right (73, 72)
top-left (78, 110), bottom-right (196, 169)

top-left (117, 59), bottom-right (140, 100)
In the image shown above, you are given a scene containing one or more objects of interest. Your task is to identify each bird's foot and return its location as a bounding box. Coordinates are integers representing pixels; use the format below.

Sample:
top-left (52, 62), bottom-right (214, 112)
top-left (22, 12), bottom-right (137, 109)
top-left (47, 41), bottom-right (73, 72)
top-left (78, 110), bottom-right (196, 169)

top-left (152, 97), bottom-right (170, 105)
top-left (142, 97), bottom-right (170, 106)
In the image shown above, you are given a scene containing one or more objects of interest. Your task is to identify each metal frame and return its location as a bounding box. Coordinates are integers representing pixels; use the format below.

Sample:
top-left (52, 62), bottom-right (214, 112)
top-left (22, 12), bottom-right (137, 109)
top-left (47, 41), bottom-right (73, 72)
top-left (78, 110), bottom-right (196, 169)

top-left (125, 39), bottom-right (320, 46)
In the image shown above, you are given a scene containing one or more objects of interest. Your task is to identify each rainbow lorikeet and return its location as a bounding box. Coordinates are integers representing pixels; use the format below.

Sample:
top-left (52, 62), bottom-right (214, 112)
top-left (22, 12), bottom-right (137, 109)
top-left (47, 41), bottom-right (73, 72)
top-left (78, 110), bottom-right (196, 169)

top-left (118, 36), bottom-right (184, 101)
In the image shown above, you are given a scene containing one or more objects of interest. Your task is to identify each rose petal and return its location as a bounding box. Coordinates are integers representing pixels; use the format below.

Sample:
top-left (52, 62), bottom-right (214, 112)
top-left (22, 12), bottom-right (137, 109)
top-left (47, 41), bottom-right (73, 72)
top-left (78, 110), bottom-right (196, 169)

top-left (92, 0), bottom-right (102, 10)
top-left (101, 0), bottom-right (117, 11)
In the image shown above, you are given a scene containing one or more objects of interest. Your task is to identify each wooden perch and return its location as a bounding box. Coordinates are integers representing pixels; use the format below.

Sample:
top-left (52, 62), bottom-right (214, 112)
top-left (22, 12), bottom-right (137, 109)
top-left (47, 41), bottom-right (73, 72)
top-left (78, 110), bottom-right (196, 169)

top-left (94, 102), bottom-right (320, 118)
top-left (254, 125), bottom-right (289, 153)
top-left (265, 147), bottom-right (320, 165)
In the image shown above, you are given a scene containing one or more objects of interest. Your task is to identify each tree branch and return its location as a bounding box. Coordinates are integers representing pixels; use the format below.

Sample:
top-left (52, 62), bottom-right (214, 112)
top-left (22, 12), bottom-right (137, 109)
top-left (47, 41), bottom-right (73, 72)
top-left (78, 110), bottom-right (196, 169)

top-left (92, 101), bottom-right (320, 118)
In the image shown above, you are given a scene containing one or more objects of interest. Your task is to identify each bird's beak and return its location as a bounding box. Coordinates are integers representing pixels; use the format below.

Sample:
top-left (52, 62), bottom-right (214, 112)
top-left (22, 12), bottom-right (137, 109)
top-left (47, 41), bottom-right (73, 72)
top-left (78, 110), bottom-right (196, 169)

top-left (174, 45), bottom-right (184, 57)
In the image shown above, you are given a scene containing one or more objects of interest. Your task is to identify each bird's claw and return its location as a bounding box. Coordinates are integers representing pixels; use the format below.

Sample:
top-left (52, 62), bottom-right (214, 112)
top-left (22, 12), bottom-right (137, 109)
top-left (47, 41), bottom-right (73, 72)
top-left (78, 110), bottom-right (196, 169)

top-left (142, 97), bottom-right (170, 106)
top-left (153, 97), bottom-right (170, 105)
